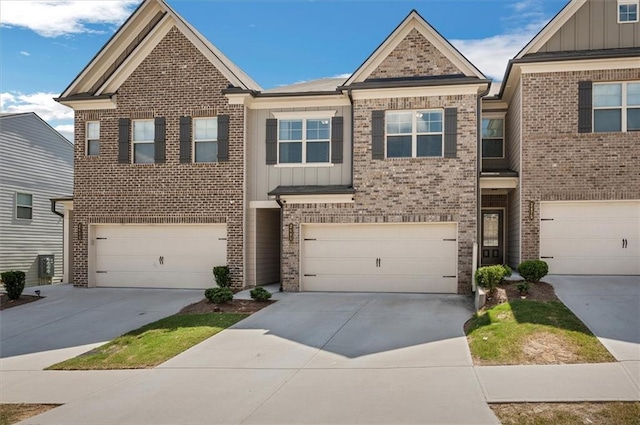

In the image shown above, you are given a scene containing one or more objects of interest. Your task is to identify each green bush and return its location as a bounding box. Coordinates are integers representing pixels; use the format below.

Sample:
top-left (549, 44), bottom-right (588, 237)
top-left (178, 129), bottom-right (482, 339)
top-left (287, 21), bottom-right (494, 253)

top-left (250, 287), bottom-right (272, 302)
top-left (517, 260), bottom-right (549, 283)
top-left (516, 281), bottom-right (530, 294)
top-left (475, 265), bottom-right (508, 294)
top-left (501, 264), bottom-right (513, 277)
top-left (204, 287), bottom-right (233, 304)
top-left (212, 266), bottom-right (231, 288)
top-left (1, 271), bottom-right (26, 301)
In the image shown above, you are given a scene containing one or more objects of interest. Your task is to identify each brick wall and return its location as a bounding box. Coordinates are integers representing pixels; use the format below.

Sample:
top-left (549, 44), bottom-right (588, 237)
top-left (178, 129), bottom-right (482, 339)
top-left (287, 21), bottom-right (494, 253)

top-left (281, 93), bottom-right (478, 294)
top-left (520, 69), bottom-right (640, 260)
top-left (72, 26), bottom-right (245, 287)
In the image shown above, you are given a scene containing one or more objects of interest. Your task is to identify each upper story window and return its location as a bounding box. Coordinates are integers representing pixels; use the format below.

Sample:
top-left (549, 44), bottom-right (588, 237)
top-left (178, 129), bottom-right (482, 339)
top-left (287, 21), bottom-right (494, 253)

top-left (618, 0), bottom-right (639, 23)
top-left (278, 118), bottom-right (331, 164)
top-left (16, 193), bottom-right (32, 220)
top-left (386, 110), bottom-right (443, 158)
top-left (193, 117), bottom-right (218, 163)
top-left (132, 119), bottom-right (155, 163)
top-left (482, 117), bottom-right (504, 158)
top-left (593, 82), bottom-right (640, 132)
top-left (86, 121), bottom-right (100, 156)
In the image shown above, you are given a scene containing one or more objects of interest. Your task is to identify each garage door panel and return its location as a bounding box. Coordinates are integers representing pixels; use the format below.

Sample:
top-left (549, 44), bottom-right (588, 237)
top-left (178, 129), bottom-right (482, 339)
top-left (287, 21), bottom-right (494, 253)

top-left (545, 257), bottom-right (639, 276)
top-left (541, 219), bottom-right (637, 239)
top-left (304, 240), bottom-right (379, 258)
top-left (379, 258), bottom-right (457, 276)
top-left (541, 238), bottom-right (630, 257)
top-left (302, 275), bottom-right (458, 293)
top-left (96, 271), bottom-right (213, 289)
top-left (382, 240), bottom-right (457, 258)
top-left (304, 258), bottom-right (378, 275)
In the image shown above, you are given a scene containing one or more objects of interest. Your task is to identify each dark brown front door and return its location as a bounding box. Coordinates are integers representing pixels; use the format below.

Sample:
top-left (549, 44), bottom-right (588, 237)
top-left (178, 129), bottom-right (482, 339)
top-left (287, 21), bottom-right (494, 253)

top-left (481, 210), bottom-right (504, 265)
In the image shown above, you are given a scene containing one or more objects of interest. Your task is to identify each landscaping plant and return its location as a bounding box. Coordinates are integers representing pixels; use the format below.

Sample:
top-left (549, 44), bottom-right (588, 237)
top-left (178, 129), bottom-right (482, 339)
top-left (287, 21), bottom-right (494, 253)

top-left (475, 265), bottom-right (508, 295)
top-left (212, 266), bottom-right (231, 287)
top-left (1, 270), bottom-right (26, 301)
top-left (205, 287), bottom-right (233, 304)
top-left (250, 287), bottom-right (272, 302)
top-left (518, 260), bottom-right (549, 283)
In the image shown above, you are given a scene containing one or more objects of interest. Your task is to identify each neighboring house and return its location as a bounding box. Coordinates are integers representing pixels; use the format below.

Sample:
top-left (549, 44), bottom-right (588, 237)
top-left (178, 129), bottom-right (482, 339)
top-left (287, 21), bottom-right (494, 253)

top-left (0, 113), bottom-right (74, 286)
top-left (55, 0), bottom-right (639, 293)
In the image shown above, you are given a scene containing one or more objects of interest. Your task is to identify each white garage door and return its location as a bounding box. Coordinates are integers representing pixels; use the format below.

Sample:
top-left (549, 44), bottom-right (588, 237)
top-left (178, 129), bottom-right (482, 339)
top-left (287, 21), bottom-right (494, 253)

top-left (540, 201), bottom-right (640, 275)
top-left (93, 224), bottom-right (227, 289)
top-left (301, 223), bottom-right (458, 293)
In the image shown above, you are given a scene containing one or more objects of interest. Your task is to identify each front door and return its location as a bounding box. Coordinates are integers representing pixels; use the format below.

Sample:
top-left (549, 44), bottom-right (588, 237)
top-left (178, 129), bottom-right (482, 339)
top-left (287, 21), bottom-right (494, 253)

top-left (481, 210), bottom-right (504, 265)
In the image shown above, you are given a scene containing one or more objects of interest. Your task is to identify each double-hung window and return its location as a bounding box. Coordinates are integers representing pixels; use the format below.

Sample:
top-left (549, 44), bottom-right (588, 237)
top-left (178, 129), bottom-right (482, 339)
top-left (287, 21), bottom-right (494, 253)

top-left (593, 82), bottom-right (640, 132)
top-left (618, 0), bottom-right (639, 23)
top-left (386, 110), bottom-right (443, 158)
top-left (278, 118), bottom-right (330, 164)
top-left (194, 117), bottom-right (218, 162)
top-left (132, 119), bottom-right (155, 163)
top-left (86, 121), bottom-right (100, 156)
top-left (16, 193), bottom-right (32, 220)
top-left (482, 117), bottom-right (504, 158)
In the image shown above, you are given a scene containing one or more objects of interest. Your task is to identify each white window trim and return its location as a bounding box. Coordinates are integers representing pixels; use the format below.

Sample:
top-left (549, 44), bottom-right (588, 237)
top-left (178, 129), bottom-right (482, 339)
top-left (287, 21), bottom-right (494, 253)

top-left (86, 121), bottom-right (100, 156)
top-left (617, 0), bottom-right (639, 23)
top-left (276, 117), bottom-right (333, 166)
top-left (132, 119), bottom-right (154, 164)
top-left (593, 81), bottom-right (640, 132)
top-left (481, 113), bottom-right (506, 159)
top-left (385, 109), bottom-right (444, 159)
top-left (192, 117), bottom-right (218, 163)
top-left (16, 192), bottom-right (33, 220)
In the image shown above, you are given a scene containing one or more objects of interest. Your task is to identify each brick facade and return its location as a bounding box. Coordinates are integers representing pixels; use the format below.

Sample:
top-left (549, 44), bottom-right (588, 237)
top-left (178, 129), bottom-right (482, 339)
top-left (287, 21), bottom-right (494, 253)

top-left (520, 68), bottom-right (640, 261)
top-left (72, 26), bottom-right (245, 287)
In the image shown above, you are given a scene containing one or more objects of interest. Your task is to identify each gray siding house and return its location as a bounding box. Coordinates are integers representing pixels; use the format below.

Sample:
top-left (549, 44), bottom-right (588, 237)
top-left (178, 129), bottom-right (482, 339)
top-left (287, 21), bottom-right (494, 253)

top-left (0, 113), bottom-right (74, 286)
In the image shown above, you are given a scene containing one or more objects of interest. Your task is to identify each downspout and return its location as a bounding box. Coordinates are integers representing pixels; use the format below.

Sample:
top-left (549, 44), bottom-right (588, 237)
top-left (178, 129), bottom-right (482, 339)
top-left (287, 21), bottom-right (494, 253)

top-left (476, 84), bottom-right (491, 286)
top-left (50, 200), bottom-right (64, 218)
top-left (275, 195), bottom-right (284, 292)
top-left (347, 89), bottom-right (355, 186)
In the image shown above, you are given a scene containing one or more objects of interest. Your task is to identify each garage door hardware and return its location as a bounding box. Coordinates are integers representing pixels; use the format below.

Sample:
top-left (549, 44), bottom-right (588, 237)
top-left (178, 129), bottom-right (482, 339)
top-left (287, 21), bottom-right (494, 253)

top-left (443, 238), bottom-right (457, 241)
top-left (304, 274), bottom-right (316, 277)
top-left (541, 256), bottom-right (554, 259)
top-left (541, 218), bottom-right (554, 221)
top-left (622, 239), bottom-right (628, 249)
top-left (218, 238), bottom-right (227, 240)
top-left (96, 271), bottom-right (107, 274)
top-left (159, 256), bottom-right (164, 265)
top-left (96, 237), bottom-right (107, 240)
top-left (375, 258), bottom-right (381, 267)
top-left (443, 276), bottom-right (456, 278)
top-left (304, 238), bottom-right (317, 241)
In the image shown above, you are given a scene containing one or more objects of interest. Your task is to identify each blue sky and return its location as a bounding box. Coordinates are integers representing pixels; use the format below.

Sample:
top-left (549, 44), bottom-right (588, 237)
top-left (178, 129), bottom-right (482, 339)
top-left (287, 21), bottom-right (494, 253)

top-left (0, 0), bottom-right (568, 141)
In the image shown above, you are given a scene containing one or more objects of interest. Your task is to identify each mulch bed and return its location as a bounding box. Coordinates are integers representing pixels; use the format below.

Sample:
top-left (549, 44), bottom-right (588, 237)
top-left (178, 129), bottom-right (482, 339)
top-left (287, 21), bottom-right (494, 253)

top-left (483, 281), bottom-right (559, 310)
top-left (0, 294), bottom-right (43, 310)
top-left (179, 298), bottom-right (275, 315)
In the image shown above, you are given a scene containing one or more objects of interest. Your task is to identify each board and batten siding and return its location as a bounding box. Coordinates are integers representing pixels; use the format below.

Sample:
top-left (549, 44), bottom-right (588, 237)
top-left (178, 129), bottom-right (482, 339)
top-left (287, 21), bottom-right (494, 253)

top-left (0, 113), bottom-right (74, 286)
top-left (246, 107), bottom-right (352, 201)
top-left (506, 81), bottom-right (522, 267)
top-left (539, 0), bottom-right (640, 52)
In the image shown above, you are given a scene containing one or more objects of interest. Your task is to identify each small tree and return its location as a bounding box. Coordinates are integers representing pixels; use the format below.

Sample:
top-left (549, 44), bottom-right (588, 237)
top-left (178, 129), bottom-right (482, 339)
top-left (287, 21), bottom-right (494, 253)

top-left (475, 265), bottom-right (508, 295)
top-left (517, 260), bottom-right (549, 283)
top-left (1, 271), bottom-right (26, 301)
top-left (213, 266), bottom-right (231, 288)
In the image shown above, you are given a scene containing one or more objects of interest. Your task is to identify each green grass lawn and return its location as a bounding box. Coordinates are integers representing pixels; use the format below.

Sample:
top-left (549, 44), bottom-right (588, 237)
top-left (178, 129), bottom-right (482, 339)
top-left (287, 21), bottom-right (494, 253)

top-left (0, 404), bottom-right (59, 425)
top-left (466, 300), bottom-right (615, 365)
top-left (48, 313), bottom-right (247, 370)
top-left (491, 402), bottom-right (640, 425)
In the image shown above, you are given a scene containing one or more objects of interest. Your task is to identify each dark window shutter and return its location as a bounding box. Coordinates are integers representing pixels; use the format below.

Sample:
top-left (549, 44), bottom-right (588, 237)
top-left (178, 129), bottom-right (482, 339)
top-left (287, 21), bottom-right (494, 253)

top-left (154, 117), bottom-right (166, 163)
top-left (444, 107), bottom-right (458, 158)
top-left (266, 118), bottom-right (277, 165)
top-left (118, 118), bottom-right (130, 164)
top-left (331, 116), bottom-right (344, 164)
top-left (578, 81), bottom-right (593, 133)
top-left (217, 115), bottom-right (229, 162)
top-left (371, 110), bottom-right (385, 160)
top-left (179, 116), bottom-right (191, 163)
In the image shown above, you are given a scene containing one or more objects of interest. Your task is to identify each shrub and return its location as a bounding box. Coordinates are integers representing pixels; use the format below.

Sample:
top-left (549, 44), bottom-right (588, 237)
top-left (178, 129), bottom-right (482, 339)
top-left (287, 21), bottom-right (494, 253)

top-left (1, 271), bottom-right (26, 301)
top-left (250, 287), bottom-right (272, 302)
top-left (518, 260), bottom-right (549, 283)
top-left (212, 266), bottom-right (231, 288)
top-left (501, 264), bottom-right (513, 278)
top-left (475, 265), bottom-right (508, 294)
top-left (516, 281), bottom-right (530, 294)
top-left (205, 287), bottom-right (233, 304)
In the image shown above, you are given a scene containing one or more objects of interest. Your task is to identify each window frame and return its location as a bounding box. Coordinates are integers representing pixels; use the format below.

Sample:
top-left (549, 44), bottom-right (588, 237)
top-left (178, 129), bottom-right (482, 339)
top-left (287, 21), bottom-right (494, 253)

top-left (86, 121), bottom-right (100, 156)
top-left (481, 114), bottom-right (505, 159)
top-left (618, 0), bottom-right (639, 23)
top-left (593, 81), bottom-right (640, 133)
top-left (16, 192), bottom-right (33, 220)
top-left (272, 111), bottom-right (335, 167)
top-left (192, 117), bottom-right (218, 163)
top-left (131, 119), bottom-right (155, 164)
top-left (385, 109), bottom-right (444, 159)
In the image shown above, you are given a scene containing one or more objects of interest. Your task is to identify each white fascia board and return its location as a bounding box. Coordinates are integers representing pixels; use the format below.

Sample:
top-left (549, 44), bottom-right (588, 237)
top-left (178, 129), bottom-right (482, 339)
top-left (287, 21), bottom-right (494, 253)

top-left (280, 194), bottom-right (355, 204)
top-left (482, 101), bottom-right (509, 111)
top-left (518, 57), bottom-right (640, 74)
top-left (349, 83), bottom-right (488, 101)
top-left (58, 96), bottom-right (117, 111)
top-left (58, 200), bottom-right (74, 211)
top-left (97, 15), bottom-right (173, 95)
top-left (480, 177), bottom-right (518, 189)
top-left (249, 200), bottom-right (280, 209)
top-left (271, 110), bottom-right (337, 119)
top-left (238, 95), bottom-right (351, 110)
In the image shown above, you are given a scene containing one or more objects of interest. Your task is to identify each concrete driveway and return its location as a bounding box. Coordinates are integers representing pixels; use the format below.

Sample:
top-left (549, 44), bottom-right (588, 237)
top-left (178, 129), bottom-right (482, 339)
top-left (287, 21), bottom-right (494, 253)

top-left (547, 275), bottom-right (640, 387)
top-left (11, 291), bottom-right (500, 425)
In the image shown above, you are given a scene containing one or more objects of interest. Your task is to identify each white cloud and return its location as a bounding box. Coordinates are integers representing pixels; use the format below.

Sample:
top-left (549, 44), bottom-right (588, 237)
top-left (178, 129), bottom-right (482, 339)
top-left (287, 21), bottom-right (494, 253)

top-left (19, 51), bottom-right (30, 56)
top-left (1, 91), bottom-right (73, 121)
top-left (0, 1), bottom-right (140, 37)
top-left (54, 124), bottom-right (75, 142)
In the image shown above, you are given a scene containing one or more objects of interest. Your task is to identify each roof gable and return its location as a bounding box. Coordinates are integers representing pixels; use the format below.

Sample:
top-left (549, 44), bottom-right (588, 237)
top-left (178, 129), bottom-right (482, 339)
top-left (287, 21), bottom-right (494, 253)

top-left (59, 0), bottom-right (260, 102)
top-left (344, 10), bottom-right (485, 85)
